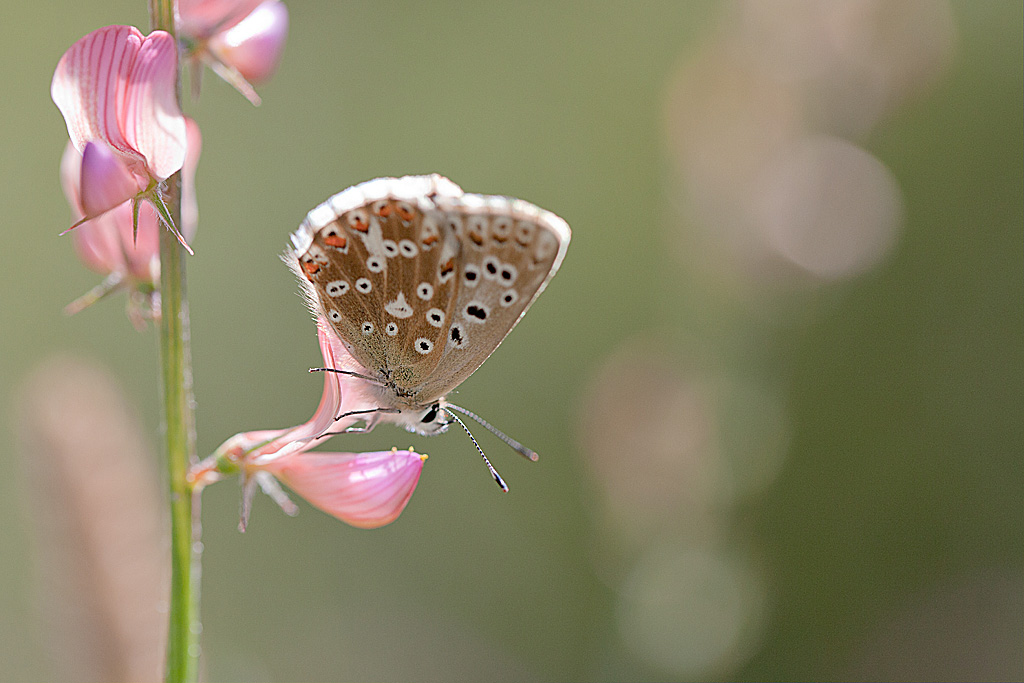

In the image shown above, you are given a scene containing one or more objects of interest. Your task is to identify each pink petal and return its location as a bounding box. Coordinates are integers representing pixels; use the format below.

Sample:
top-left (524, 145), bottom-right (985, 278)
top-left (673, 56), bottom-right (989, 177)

top-left (79, 141), bottom-right (143, 218)
top-left (61, 143), bottom-right (158, 281)
top-left (263, 450), bottom-right (427, 528)
top-left (208, 0), bottom-right (288, 83)
top-left (178, 0), bottom-right (266, 39)
top-left (122, 31), bottom-right (187, 179)
top-left (52, 26), bottom-right (186, 181)
top-left (52, 26), bottom-right (143, 164)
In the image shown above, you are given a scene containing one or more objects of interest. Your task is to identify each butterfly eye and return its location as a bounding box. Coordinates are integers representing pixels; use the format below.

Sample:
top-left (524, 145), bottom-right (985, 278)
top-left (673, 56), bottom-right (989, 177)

top-left (421, 404), bottom-right (439, 424)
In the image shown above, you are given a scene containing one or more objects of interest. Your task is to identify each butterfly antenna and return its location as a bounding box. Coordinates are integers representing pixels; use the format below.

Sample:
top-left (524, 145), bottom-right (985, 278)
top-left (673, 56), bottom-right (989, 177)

top-left (443, 408), bottom-right (509, 492)
top-left (445, 403), bottom-right (539, 461)
top-left (309, 367), bottom-right (384, 385)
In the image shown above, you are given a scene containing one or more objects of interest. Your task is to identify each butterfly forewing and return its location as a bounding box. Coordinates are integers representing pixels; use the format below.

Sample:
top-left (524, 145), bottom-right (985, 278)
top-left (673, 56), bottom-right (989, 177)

top-left (413, 195), bottom-right (569, 401)
top-left (288, 175), bottom-right (569, 408)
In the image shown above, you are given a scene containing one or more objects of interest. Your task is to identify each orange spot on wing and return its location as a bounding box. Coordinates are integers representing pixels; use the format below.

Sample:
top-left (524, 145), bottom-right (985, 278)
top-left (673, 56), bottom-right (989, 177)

top-left (440, 259), bottom-right (455, 276)
top-left (303, 260), bottom-right (320, 275)
top-left (469, 232), bottom-right (484, 246)
top-left (396, 205), bottom-right (414, 222)
top-left (375, 203), bottom-right (392, 218)
top-left (352, 218), bottom-right (369, 232)
top-left (422, 234), bottom-right (438, 246)
top-left (324, 234), bottom-right (347, 248)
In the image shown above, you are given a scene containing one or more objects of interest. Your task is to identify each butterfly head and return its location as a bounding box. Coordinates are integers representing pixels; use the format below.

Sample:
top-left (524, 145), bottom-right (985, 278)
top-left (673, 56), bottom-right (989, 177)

top-left (384, 399), bottom-right (451, 436)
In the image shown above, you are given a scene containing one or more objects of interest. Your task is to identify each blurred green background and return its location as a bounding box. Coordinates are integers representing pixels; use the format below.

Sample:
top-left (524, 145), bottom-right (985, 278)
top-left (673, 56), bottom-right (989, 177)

top-left (1, 1), bottom-right (1021, 681)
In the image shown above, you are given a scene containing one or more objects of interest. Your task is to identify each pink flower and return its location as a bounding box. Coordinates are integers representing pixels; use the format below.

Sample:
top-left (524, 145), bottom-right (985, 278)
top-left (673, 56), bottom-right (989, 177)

top-left (51, 25), bottom-right (191, 251)
top-left (178, 0), bottom-right (289, 105)
top-left (191, 318), bottom-right (426, 530)
top-left (60, 120), bottom-right (201, 325)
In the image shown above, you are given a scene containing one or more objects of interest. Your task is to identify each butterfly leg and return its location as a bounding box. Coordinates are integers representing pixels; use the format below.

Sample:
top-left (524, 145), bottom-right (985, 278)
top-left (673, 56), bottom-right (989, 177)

top-left (319, 407), bottom-right (399, 438)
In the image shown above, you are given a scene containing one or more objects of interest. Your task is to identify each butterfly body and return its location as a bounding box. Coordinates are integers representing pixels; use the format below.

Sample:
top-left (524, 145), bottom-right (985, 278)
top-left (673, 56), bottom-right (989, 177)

top-left (286, 174), bottom-right (570, 443)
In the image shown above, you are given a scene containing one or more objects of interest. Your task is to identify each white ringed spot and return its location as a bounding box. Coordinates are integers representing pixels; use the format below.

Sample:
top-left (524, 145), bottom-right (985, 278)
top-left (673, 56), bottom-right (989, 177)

top-left (462, 263), bottom-right (481, 288)
top-left (482, 256), bottom-right (500, 280)
top-left (385, 322), bottom-right (399, 336)
top-left (446, 214), bottom-right (464, 236)
top-left (398, 239), bottom-right (418, 258)
top-left (491, 217), bottom-right (513, 241)
top-left (328, 309), bottom-right (342, 323)
top-left (426, 308), bottom-right (445, 328)
top-left (347, 209), bottom-right (370, 232)
top-left (500, 263), bottom-right (518, 285)
top-left (355, 277), bottom-right (372, 293)
top-left (382, 239), bottom-right (399, 258)
top-left (416, 282), bottom-right (434, 300)
top-left (500, 289), bottom-right (519, 307)
top-left (326, 280), bottom-right (350, 297)
top-left (462, 300), bottom-right (490, 324)
top-left (361, 321), bottom-right (374, 335)
top-left (515, 221), bottom-right (536, 246)
top-left (414, 338), bottom-right (434, 355)
top-left (367, 256), bottom-right (385, 273)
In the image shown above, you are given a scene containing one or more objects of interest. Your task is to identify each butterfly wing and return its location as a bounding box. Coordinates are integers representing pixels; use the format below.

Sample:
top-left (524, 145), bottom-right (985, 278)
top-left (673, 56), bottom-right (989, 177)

top-left (287, 175), bottom-right (571, 406)
top-left (287, 175), bottom-right (465, 396)
top-left (412, 190), bottom-right (571, 402)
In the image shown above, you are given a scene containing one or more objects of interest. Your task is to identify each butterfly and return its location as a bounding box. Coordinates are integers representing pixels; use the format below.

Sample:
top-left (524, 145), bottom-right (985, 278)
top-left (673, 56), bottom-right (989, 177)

top-left (285, 174), bottom-right (571, 490)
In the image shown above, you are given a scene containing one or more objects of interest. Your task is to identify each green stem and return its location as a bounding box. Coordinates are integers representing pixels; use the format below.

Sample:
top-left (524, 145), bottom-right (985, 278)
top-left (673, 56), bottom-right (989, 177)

top-left (158, 179), bottom-right (200, 683)
top-left (149, 1), bottom-right (201, 681)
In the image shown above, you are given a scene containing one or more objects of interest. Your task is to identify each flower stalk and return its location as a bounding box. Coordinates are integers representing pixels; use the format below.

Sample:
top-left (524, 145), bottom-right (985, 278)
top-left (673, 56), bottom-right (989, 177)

top-left (148, 1), bottom-right (200, 681)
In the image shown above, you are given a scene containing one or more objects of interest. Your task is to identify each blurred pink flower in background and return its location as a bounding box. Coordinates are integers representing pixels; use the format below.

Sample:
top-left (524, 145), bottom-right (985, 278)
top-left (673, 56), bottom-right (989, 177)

top-left (664, 0), bottom-right (954, 289)
top-left (178, 0), bottom-right (289, 104)
top-left (51, 25), bottom-right (192, 251)
top-left (192, 317), bottom-right (426, 530)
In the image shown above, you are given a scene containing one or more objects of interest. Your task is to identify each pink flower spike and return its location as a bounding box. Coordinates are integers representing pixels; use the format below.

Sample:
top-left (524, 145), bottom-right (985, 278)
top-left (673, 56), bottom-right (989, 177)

top-left (51, 26), bottom-right (187, 182)
top-left (260, 449), bottom-right (427, 529)
top-left (78, 142), bottom-right (144, 219)
top-left (208, 0), bottom-right (289, 84)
